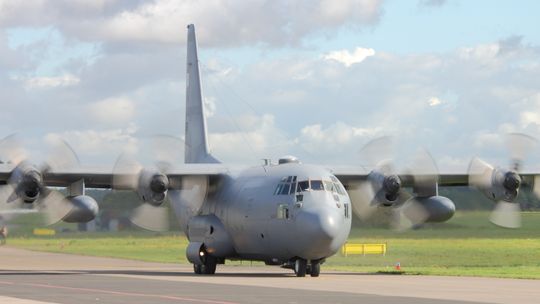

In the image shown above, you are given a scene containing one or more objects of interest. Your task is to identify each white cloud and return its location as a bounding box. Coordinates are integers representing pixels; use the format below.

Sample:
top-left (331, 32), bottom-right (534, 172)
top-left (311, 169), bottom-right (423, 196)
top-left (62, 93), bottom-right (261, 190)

top-left (0, 0), bottom-right (383, 47)
top-left (297, 122), bottom-right (383, 162)
top-left (209, 114), bottom-right (294, 163)
top-left (428, 97), bottom-right (442, 106)
top-left (88, 97), bottom-right (135, 125)
top-left (324, 47), bottom-right (375, 67)
top-left (22, 74), bottom-right (80, 89)
top-left (457, 43), bottom-right (500, 65)
top-left (204, 96), bottom-right (216, 118)
top-left (519, 93), bottom-right (540, 127)
top-left (44, 124), bottom-right (139, 164)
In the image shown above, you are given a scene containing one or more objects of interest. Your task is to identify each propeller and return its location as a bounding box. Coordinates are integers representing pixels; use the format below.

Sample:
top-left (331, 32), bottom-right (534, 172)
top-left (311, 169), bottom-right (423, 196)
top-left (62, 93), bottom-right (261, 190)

top-left (112, 149), bottom-right (171, 231)
top-left (0, 134), bottom-right (76, 225)
top-left (112, 135), bottom-right (208, 231)
top-left (351, 136), bottom-right (438, 230)
top-left (392, 149), bottom-right (440, 231)
top-left (468, 133), bottom-right (537, 228)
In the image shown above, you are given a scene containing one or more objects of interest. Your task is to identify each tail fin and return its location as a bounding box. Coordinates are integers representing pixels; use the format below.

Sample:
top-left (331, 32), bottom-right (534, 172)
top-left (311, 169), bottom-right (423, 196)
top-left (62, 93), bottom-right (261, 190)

top-left (185, 24), bottom-right (218, 164)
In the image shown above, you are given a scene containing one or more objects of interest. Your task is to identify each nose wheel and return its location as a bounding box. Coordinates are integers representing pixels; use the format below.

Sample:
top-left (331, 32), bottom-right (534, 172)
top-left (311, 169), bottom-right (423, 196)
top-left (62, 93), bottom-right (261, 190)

top-left (294, 259), bottom-right (307, 277)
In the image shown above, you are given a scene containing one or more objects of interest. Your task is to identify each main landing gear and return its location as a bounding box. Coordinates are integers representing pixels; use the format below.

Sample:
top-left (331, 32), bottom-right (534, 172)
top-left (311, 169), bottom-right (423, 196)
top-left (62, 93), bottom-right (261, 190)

top-left (293, 258), bottom-right (321, 277)
top-left (193, 256), bottom-right (217, 275)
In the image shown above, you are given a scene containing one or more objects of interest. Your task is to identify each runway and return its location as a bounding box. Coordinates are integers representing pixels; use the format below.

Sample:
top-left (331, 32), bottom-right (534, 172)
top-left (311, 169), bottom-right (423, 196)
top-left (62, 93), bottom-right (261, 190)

top-left (0, 247), bottom-right (538, 304)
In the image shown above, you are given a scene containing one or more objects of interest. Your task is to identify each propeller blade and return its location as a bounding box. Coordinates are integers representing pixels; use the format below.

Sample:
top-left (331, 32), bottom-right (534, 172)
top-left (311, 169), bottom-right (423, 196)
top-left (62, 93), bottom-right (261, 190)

top-left (168, 176), bottom-right (209, 219)
top-left (393, 198), bottom-right (429, 231)
top-left (505, 133), bottom-right (537, 171)
top-left (130, 203), bottom-right (170, 232)
top-left (0, 134), bottom-right (28, 165)
top-left (489, 201), bottom-right (522, 228)
top-left (44, 138), bottom-right (80, 171)
top-left (532, 176), bottom-right (540, 198)
top-left (410, 149), bottom-right (439, 191)
top-left (150, 135), bottom-right (186, 171)
top-left (348, 182), bottom-right (378, 221)
top-left (359, 136), bottom-right (394, 168)
top-left (112, 153), bottom-right (143, 190)
top-left (468, 157), bottom-right (495, 189)
top-left (0, 185), bottom-right (21, 210)
top-left (37, 189), bottom-right (73, 225)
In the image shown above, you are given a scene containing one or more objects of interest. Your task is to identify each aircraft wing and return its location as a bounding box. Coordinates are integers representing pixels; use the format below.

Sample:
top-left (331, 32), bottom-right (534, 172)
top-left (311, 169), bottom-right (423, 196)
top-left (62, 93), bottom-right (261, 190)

top-left (328, 166), bottom-right (470, 187)
top-left (0, 163), bottom-right (230, 189)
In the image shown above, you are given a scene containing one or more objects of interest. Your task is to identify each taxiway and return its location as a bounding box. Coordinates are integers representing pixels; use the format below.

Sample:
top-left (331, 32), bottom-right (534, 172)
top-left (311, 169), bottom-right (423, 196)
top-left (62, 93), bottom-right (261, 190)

top-left (0, 247), bottom-right (538, 304)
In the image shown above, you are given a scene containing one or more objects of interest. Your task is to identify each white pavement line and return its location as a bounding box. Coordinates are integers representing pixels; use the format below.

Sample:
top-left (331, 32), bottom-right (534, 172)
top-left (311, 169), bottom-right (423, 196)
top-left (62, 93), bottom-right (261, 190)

top-left (0, 295), bottom-right (59, 304)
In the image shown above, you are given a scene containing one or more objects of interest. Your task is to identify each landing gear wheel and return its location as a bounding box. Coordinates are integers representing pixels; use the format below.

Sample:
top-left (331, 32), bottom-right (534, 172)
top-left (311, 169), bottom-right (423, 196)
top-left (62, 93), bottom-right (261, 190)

top-left (310, 262), bottom-right (320, 277)
top-left (201, 257), bottom-right (217, 275)
top-left (294, 259), bottom-right (307, 277)
top-left (193, 264), bottom-right (202, 274)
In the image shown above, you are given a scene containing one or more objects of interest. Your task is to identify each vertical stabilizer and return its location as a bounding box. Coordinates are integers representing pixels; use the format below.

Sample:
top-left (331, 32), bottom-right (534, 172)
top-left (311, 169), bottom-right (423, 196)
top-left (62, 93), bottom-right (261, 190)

top-left (185, 24), bottom-right (218, 164)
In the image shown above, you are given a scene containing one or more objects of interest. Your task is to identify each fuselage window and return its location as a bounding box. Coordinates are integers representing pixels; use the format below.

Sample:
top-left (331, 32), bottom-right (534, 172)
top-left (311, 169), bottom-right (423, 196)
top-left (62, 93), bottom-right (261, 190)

top-left (311, 180), bottom-right (324, 191)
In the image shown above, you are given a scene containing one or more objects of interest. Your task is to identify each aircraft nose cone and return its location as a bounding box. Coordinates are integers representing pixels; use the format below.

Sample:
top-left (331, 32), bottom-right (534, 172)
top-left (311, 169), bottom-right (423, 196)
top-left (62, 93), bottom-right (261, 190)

top-left (296, 209), bottom-right (340, 240)
top-left (293, 207), bottom-right (345, 260)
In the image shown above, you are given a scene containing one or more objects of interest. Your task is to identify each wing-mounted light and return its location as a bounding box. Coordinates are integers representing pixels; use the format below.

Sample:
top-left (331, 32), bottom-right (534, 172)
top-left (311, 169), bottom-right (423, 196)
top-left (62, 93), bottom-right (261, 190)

top-left (0, 134), bottom-right (79, 225)
top-left (468, 133), bottom-right (538, 228)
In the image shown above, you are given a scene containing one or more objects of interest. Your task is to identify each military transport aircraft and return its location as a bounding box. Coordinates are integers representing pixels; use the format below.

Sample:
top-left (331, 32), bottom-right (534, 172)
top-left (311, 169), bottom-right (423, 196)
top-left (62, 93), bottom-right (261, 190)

top-left (0, 24), bottom-right (538, 277)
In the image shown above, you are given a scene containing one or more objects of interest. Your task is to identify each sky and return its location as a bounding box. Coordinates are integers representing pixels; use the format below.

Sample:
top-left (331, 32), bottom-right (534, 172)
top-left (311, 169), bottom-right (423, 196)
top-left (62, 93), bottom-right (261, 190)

top-left (1, 0), bottom-right (540, 172)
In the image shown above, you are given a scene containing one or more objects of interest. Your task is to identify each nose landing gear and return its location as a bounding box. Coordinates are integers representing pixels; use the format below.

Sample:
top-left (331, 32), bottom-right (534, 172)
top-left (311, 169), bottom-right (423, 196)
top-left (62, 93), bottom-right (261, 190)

top-left (292, 258), bottom-right (322, 277)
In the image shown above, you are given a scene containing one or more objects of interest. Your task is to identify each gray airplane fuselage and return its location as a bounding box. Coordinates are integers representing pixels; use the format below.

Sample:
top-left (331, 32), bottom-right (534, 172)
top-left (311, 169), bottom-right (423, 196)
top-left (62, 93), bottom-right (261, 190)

top-left (176, 160), bottom-right (352, 264)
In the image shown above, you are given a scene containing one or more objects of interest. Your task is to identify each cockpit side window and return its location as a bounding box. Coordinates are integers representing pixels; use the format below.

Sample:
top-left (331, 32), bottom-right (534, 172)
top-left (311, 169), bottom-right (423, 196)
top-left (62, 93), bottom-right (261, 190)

top-left (334, 183), bottom-right (346, 195)
top-left (274, 176), bottom-right (297, 195)
top-left (280, 183), bottom-right (291, 195)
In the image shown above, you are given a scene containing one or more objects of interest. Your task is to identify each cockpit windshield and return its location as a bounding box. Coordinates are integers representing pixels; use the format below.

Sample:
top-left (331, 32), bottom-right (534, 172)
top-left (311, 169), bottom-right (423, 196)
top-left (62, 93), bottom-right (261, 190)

top-left (310, 180), bottom-right (324, 191)
top-left (275, 176), bottom-right (346, 195)
top-left (297, 181), bottom-right (309, 192)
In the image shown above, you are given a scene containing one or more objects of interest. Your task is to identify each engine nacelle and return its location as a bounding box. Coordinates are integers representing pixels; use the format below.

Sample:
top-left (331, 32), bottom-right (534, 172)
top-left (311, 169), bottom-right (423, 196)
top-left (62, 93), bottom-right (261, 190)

top-left (9, 164), bottom-right (43, 203)
top-left (62, 195), bottom-right (99, 223)
top-left (404, 196), bottom-right (456, 223)
top-left (479, 169), bottom-right (521, 202)
top-left (367, 170), bottom-right (402, 206)
top-left (136, 169), bottom-right (169, 206)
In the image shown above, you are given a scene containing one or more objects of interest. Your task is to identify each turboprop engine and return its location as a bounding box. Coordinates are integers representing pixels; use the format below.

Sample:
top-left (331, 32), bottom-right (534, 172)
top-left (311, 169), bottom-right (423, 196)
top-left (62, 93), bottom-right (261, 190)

top-left (135, 169), bottom-right (169, 206)
top-left (0, 135), bottom-right (98, 224)
top-left (468, 133), bottom-right (538, 228)
top-left (349, 136), bottom-right (456, 229)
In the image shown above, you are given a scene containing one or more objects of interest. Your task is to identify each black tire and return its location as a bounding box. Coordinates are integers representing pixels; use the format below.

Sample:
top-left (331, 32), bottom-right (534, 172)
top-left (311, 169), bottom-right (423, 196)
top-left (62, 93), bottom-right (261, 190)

top-left (202, 257), bottom-right (217, 275)
top-left (193, 264), bottom-right (202, 274)
top-left (310, 262), bottom-right (320, 277)
top-left (294, 259), bottom-right (307, 277)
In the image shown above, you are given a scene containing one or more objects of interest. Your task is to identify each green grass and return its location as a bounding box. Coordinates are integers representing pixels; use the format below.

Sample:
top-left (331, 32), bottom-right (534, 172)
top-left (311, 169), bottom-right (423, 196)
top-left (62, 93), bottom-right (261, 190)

top-left (7, 212), bottom-right (540, 279)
